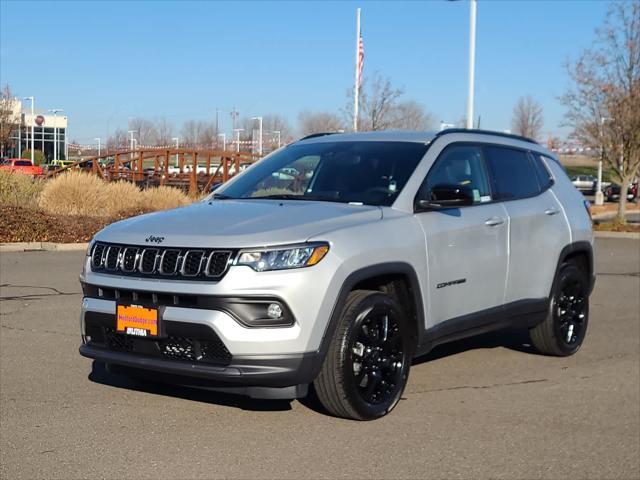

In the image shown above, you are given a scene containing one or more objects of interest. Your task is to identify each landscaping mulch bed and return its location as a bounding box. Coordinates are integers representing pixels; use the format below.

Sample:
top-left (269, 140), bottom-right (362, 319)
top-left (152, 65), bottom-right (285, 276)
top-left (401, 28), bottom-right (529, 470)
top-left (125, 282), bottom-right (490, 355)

top-left (0, 206), bottom-right (147, 243)
top-left (593, 221), bottom-right (640, 233)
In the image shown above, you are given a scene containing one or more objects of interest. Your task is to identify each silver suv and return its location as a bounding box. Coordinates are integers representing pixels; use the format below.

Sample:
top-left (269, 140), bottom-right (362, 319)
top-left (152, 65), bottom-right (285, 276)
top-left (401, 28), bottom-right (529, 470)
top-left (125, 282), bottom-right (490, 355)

top-left (79, 129), bottom-right (595, 420)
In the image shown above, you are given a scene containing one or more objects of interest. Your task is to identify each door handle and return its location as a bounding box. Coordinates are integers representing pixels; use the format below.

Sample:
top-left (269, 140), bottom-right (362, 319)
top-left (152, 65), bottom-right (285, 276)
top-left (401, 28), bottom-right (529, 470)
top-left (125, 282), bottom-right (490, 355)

top-left (544, 208), bottom-right (560, 216)
top-left (484, 217), bottom-right (505, 227)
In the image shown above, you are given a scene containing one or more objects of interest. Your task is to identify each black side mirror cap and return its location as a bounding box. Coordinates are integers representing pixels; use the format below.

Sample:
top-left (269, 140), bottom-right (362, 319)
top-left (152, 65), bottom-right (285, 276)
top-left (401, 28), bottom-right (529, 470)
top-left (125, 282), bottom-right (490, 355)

top-left (415, 184), bottom-right (475, 211)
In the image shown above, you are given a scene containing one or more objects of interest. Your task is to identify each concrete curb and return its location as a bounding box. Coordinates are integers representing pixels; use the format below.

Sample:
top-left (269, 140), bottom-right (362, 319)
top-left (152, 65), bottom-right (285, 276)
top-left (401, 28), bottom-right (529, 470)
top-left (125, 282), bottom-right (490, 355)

top-left (0, 242), bottom-right (89, 253)
top-left (593, 231), bottom-right (640, 240)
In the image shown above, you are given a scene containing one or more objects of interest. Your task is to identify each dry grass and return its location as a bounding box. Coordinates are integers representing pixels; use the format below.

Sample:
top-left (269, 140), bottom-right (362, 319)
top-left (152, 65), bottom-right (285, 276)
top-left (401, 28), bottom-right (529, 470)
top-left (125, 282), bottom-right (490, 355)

top-left (140, 186), bottom-right (190, 211)
top-left (0, 170), bottom-right (44, 209)
top-left (38, 171), bottom-right (191, 217)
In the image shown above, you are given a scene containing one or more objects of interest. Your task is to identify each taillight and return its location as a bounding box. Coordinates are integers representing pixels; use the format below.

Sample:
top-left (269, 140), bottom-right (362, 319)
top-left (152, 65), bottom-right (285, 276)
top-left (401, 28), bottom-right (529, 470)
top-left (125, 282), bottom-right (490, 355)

top-left (583, 200), bottom-right (592, 220)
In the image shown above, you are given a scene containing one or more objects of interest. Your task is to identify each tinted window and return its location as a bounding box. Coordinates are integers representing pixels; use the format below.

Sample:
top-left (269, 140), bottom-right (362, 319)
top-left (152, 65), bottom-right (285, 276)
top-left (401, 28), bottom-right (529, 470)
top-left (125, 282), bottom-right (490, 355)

top-left (219, 141), bottom-right (428, 206)
top-left (485, 146), bottom-right (540, 199)
top-left (531, 154), bottom-right (553, 190)
top-left (422, 145), bottom-right (492, 204)
top-left (15, 161), bottom-right (31, 167)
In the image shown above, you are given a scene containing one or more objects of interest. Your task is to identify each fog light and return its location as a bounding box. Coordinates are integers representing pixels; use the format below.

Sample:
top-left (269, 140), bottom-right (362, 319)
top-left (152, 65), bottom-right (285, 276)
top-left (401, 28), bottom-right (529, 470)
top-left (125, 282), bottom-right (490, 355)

top-left (267, 303), bottom-right (283, 319)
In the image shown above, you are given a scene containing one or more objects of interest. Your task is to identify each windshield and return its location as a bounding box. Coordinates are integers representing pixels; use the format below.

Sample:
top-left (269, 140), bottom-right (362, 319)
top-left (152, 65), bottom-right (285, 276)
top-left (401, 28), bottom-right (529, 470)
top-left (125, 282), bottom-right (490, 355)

top-left (217, 141), bottom-right (428, 206)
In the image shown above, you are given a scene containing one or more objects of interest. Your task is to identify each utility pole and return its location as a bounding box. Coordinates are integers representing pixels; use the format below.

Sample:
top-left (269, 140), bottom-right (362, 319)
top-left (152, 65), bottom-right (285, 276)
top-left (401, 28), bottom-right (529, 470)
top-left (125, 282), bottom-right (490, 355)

top-left (466, 0), bottom-right (477, 129)
top-left (218, 133), bottom-right (226, 151)
top-left (172, 137), bottom-right (179, 166)
top-left (24, 97), bottom-right (34, 163)
top-left (230, 108), bottom-right (239, 132)
top-left (251, 117), bottom-right (263, 156)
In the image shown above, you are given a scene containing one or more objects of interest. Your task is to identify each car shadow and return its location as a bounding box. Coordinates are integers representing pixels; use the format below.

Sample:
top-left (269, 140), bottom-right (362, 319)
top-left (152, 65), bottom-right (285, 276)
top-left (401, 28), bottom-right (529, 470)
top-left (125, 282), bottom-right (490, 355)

top-left (412, 327), bottom-right (537, 366)
top-left (87, 361), bottom-right (294, 413)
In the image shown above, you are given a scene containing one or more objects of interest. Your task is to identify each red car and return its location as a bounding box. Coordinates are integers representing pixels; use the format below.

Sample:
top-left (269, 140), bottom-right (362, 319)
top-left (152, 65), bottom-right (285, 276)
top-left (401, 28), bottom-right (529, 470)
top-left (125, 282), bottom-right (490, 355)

top-left (0, 158), bottom-right (44, 176)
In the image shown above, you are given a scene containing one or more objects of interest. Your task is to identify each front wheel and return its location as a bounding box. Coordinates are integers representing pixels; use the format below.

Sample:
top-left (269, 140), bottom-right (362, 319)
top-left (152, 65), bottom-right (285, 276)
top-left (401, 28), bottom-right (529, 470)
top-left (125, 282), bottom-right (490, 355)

top-left (314, 290), bottom-right (412, 420)
top-left (530, 263), bottom-right (589, 356)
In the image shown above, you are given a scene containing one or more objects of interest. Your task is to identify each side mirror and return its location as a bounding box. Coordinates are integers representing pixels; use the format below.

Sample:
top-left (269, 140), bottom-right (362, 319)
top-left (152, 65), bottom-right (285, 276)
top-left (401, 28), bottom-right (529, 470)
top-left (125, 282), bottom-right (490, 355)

top-left (416, 184), bottom-right (474, 211)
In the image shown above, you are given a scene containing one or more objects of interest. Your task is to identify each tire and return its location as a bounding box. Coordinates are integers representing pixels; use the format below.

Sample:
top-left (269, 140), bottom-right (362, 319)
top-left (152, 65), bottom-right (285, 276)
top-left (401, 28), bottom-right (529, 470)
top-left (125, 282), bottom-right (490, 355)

top-left (530, 263), bottom-right (589, 356)
top-left (314, 290), bottom-right (412, 420)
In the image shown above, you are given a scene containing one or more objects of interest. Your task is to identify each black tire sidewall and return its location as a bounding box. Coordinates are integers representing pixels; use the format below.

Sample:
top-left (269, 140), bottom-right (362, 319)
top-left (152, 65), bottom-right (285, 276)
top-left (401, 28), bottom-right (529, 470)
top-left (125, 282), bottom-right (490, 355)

top-left (338, 293), bottom-right (412, 419)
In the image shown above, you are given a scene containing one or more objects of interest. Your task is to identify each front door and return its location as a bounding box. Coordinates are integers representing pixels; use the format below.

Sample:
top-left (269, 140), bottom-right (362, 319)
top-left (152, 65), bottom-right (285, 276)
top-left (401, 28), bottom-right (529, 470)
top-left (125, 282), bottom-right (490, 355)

top-left (414, 143), bottom-right (509, 328)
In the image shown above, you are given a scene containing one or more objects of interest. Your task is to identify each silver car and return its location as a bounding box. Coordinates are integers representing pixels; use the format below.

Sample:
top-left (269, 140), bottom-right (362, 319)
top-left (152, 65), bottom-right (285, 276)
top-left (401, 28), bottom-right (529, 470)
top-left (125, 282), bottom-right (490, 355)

top-left (79, 129), bottom-right (595, 420)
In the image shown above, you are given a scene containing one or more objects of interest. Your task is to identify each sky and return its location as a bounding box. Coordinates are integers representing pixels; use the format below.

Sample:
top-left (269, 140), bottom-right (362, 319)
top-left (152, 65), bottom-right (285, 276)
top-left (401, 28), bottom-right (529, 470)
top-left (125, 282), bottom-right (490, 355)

top-left (0, 0), bottom-right (610, 144)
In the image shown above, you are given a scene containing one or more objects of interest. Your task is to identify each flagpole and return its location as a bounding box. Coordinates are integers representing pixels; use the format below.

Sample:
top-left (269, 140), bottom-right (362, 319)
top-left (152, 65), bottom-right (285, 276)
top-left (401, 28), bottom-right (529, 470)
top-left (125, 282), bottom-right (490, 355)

top-left (353, 7), bottom-right (361, 132)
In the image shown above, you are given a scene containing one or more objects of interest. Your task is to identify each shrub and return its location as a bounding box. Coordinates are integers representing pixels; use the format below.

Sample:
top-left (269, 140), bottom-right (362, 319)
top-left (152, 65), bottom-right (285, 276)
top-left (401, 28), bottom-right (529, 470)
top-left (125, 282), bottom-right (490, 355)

top-left (39, 171), bottom-right (110, 216)
top-left (0, 170), bottom-right (43, 208)
top-left (140, 186), bottom-right (190, 211)
top-left (21, 149), bottom-right (46, 165)
top-left (104, 181), bottom-right (144, 216)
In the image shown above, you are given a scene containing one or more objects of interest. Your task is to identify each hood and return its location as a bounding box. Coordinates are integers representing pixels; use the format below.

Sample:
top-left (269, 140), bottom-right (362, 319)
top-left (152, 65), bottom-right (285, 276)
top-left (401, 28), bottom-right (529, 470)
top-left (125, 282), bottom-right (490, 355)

top-left (95, 199), bottom-right (382, 248)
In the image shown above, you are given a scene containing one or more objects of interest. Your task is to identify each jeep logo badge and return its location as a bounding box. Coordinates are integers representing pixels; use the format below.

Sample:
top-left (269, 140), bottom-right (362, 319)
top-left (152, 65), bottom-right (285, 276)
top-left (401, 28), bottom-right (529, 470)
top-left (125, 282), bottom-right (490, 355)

top-left (145, 235), bottom-right (165, 244)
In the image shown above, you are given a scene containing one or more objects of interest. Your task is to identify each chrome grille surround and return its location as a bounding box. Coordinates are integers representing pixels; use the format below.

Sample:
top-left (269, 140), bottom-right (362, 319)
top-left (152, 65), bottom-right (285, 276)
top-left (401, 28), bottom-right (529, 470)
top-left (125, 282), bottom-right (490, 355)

top-left (90, 242), bottom-right (234, 281)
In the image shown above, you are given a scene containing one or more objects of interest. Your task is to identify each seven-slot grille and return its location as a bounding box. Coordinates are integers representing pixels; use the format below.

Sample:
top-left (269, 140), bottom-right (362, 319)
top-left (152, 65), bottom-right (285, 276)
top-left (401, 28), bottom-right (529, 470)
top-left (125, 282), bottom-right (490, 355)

top-left (91, 242), bottom-right (233, 280)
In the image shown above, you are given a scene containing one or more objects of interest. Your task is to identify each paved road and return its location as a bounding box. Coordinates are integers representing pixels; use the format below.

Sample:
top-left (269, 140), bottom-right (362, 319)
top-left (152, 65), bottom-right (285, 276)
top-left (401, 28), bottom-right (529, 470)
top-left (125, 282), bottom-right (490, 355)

top-left (1, 238), bottom-right (639, 479)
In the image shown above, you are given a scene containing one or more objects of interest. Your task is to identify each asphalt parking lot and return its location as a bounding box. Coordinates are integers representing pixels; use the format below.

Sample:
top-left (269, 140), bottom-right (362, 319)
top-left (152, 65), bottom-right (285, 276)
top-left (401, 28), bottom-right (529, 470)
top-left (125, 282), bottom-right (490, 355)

top-left (1, 238), bottom-right (639, 479)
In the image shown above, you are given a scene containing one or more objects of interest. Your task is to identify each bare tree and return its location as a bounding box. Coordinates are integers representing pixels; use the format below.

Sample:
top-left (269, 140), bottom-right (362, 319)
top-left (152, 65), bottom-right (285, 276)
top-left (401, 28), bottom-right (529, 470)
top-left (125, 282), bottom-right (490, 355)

top-left (298, 111), bottom-right (344, 137)
top-left (511, 96), bottom-right (544, 139)
top-left (128, 117), bottom-right (158, 146)
top-left (562, 1), bottom-right (640, 222)
top-left (155, 118), bottom-right (174, 146)
top-left (0, 85), bottom-right (19, 157)
top-left (106, 128), bottom-right (128, 151)
top-left (392, 100), bottom-right (435, 131)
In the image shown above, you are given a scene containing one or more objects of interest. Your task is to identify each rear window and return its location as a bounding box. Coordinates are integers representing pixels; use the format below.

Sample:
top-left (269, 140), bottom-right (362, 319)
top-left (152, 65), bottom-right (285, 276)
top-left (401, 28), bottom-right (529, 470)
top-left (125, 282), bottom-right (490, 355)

top-left (531, 154), bottom-right (554, 191)
top-left (15, 160), bottom-right (32, 167)
top-left (484, 146), bottom-right (540, 200)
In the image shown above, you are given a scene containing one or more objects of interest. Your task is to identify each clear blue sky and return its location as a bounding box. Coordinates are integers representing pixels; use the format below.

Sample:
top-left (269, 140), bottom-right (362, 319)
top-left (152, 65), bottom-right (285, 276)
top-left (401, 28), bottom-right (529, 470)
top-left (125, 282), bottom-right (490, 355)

top-left (1, 0), bottom-right (609, 143)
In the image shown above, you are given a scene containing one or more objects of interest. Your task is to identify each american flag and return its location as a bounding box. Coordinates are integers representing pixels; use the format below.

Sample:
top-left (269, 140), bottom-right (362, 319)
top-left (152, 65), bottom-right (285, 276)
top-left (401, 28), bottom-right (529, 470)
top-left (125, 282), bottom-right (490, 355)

top-left (357, 34), bottom-right (364, 88)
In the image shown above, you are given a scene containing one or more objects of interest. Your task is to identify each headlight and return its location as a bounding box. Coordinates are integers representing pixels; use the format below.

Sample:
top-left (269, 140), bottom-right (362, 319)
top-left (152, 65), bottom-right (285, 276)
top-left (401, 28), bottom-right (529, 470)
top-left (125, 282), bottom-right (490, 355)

top-left (235, 243), bottom-right (329, 272)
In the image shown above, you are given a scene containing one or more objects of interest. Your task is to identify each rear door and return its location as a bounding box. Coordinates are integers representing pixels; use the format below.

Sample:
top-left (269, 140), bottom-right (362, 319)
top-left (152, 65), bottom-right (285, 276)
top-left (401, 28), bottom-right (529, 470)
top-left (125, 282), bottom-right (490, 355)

top-left (483, 146), bottom-right (570, 302)
top-left (414, 143), bottom-right (509, 326)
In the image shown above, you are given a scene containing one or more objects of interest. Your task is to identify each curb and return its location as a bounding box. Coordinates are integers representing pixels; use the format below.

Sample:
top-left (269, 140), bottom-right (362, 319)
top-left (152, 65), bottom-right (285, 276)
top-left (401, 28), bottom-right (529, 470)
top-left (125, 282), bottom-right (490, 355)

top-left (0, 242), bottom-right (89, 253)
top-left (593, 231), bottom-right (640, 240)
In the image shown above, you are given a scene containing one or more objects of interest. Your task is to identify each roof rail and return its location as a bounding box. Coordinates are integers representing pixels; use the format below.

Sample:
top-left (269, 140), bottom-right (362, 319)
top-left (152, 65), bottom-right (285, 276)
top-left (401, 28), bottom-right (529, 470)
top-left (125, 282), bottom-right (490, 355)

top-left (436, 128), bottom-right (538, 145)
top-left (298, 132), bottom-right (339, 141)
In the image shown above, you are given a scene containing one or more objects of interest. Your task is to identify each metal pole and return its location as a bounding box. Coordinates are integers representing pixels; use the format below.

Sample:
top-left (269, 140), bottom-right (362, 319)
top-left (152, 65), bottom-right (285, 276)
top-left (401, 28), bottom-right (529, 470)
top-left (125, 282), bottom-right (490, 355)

top-left (596, 117), bottom-right (612, 206)
top-left (466, 0), bottom-right (477, 130)
top-left (353, 8), bottom-right (361, 132)
top-left (172, 137), bottom-right (179, 166)
top-left (94, 138), bottom-right (101, 156)
top-left (218, 133), bottom-right (226, 151)
top-left (24, 97), bottom-right (34, 163)
top-left (17, 120), bottom-right (21, 158)
top-left (234, 128), bottom-right (244, 153)
top-left (274, 130), bottom-right (281, 149)
top-left (251, 117), bottom-right (262, 156)
top-left (128, 130), bottom-right (136, 160)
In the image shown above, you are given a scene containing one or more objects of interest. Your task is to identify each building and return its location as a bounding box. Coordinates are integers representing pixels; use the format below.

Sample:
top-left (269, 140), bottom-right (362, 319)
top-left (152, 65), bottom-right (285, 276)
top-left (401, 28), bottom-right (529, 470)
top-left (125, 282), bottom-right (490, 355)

top-left (2, 99), bottom-right (68, 163)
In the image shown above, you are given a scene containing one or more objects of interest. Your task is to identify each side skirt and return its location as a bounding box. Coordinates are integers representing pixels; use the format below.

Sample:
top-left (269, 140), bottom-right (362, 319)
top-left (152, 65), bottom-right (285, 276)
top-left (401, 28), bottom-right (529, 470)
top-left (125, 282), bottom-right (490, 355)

top-left (415, 298), bottom-right (549, 357)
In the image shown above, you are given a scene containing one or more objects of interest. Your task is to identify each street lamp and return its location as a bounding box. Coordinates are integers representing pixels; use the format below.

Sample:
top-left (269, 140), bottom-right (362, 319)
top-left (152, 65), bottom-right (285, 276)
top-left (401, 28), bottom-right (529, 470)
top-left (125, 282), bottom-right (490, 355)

top-left (49, 109), bottom-right (63, 162)
top-left (233, 128), bottom-right (244, 153)
top-left (596, 116), bottom-right (613, 206)
top-left (251, 117), bottom-right (263, 156)
top-left (94, 137), bottom-right (101, 156)
top-left (218, 133), bottom-right (227, 151)
top-left (23, 97), bottom-right (34, 163)
top-left (127, 130), bottom-right (137, 160)
top-left (273, 130), bottom-right (281, 149)
top-left (172, 137), bottom-right (179, 166)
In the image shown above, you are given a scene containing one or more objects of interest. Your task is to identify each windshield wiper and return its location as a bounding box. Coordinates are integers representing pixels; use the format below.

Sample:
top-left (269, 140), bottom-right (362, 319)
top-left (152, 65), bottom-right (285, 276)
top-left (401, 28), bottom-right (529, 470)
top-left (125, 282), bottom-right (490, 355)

top-left (212, 193), bottom-right (235, 200)
top-left (252, 194), bottom-right (345, 203)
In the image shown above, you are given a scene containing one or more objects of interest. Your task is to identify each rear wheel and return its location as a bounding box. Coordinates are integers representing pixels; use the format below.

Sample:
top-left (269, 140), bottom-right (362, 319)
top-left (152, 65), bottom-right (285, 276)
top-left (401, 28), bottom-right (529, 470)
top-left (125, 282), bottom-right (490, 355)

top-left (530, 263), bottom-right (589, 356)
top-left (314, 290), bottom-right (412, 420)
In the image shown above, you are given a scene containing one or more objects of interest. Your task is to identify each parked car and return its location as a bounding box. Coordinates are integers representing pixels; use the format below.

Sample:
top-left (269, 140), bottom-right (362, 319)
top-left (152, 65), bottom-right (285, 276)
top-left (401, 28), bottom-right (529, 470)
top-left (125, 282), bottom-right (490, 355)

top-left (80, 129), bottom-right (594, 420)
top-left (604, 182), bottom-right (639, 202)
top-left (571, 174), bottom-right (596, 193)
top-left (0, 158), bottom-right (43, 176)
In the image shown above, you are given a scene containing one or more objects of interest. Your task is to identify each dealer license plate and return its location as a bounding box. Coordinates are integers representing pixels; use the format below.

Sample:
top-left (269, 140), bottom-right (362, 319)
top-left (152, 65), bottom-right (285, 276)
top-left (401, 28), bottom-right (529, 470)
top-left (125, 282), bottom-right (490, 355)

top-left (116, 304), bottom-right (159, 338)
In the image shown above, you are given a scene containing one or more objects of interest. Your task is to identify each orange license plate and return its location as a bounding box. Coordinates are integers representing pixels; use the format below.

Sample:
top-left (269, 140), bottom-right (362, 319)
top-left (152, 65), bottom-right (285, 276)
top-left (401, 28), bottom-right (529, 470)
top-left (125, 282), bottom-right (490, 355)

top-left (116, 304), bottom-right (159, 337)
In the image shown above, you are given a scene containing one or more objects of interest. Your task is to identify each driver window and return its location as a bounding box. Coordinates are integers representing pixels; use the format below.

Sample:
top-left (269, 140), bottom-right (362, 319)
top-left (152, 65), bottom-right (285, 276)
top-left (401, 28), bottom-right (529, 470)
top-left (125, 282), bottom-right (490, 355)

top-left (423, 145), bottom-right (492, 204)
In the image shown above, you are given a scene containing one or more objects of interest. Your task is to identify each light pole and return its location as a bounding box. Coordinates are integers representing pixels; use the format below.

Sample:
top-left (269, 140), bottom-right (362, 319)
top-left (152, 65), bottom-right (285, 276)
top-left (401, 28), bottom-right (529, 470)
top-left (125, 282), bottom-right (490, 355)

top-left (466, 0), bottom-right (477, 129)
top-left (273, 130), bottom-right (281, 149)
top-left (172, 137), bottom-right (179, 166)
top-left (251, 117), bottom-right (263, 156)
top-left (23, 97), bottom-right (34, 163)
top-left (128, 130), bottom-right (137, 160)
top-left (233, 128), bottom-right (244, 153)
top-left (596, 116), bottom-right (613, 206)
top-left (94, 138), bottom-right (101, 156)
top-left (49, 109), bottom-right (63, 162)
top-left (218, 133), bottom-right (227, 151)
